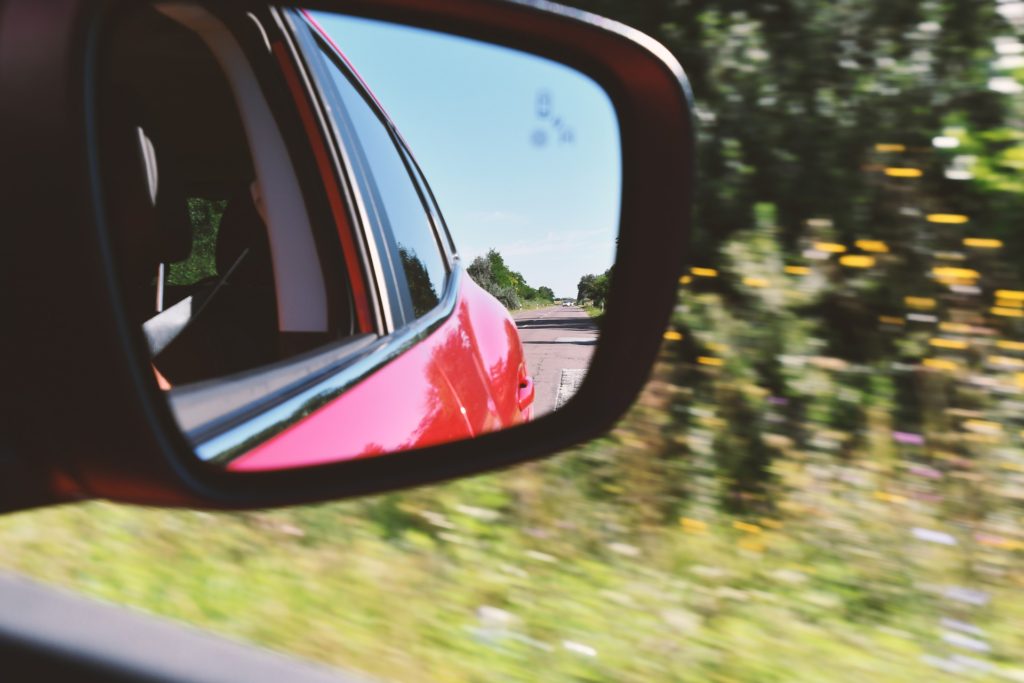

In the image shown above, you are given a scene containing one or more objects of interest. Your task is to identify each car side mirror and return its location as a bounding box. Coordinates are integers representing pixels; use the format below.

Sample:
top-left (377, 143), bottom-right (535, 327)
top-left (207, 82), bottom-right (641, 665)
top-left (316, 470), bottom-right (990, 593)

top-left (0, 0), bottom-right (693, 512)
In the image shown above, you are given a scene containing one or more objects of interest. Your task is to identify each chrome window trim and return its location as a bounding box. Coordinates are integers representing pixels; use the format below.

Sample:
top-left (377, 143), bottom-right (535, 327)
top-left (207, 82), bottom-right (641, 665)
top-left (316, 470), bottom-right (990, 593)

top-left (189, 12), bottom-right (468, 465)
top-left (404, 146), bottom-right (457, 263)
top-left (394, 140), bottom-right (454, 270)
top-left (194, 260), bottom-right (464, 465)
top-left (298, 9), bottom-right (451, 328)
top-left (283, 9), bottom-right (395, 334)
top-left (168, 332), bottom-right (377, 439)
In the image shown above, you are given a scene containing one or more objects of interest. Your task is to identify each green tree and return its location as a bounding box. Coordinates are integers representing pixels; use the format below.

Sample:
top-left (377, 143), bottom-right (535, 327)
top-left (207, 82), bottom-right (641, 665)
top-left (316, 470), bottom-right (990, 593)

top-left (466, 249), bottom-right (559, 308)
top-left (576, 274), bottom-right (596, 305)
top-left (398, 247), bottom-right (439, 317)
top-left (576, 268), bottom-right (612, 308)
top-left (467, 253), bottom-right (520, 309)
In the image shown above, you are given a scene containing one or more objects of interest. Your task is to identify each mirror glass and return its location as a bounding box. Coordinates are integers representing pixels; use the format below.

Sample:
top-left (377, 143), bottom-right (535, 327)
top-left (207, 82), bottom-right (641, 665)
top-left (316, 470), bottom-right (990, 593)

top-left (99, 5), bottom-right (620, 470)
top-left (309, 11), bottom-right (621, 417)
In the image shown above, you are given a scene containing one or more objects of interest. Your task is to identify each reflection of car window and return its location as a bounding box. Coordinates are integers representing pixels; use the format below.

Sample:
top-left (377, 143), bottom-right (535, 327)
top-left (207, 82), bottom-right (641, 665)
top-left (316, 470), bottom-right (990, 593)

top-left (312, 41), bottom-right (446, 325)
top-left (101, 6), bottom-right (343, 390)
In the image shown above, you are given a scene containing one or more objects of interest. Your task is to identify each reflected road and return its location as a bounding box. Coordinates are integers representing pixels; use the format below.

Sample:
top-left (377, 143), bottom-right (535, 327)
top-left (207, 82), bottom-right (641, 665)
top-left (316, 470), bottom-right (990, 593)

top-left (512, 306), bottom-right (599, 417)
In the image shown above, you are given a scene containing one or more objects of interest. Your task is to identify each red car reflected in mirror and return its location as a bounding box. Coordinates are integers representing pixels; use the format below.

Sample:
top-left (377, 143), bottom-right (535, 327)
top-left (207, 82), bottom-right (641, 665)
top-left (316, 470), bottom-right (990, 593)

top-left (99, 6), bottom-right (568, 469)
top-left (224, 273), bottom-right (534, 471)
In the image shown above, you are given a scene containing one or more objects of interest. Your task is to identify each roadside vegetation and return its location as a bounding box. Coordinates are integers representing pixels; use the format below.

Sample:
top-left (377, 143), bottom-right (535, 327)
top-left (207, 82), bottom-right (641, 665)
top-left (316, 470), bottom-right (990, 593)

top-left (466, 248), bottom-right (556, 310)
top-left (582, 303), bottom-right (605, 330)
top-left (2, 0), bottom-right (1024, 681)
top-left (576, 268), bottom-right (611, 309)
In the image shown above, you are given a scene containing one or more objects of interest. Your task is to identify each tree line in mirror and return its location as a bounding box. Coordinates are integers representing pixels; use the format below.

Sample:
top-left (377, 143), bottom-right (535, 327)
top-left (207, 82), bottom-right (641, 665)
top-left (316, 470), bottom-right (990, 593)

top-left (466, 249), bottom-right (555, 310)
top-left (576, 268), bottom-right (611, 310)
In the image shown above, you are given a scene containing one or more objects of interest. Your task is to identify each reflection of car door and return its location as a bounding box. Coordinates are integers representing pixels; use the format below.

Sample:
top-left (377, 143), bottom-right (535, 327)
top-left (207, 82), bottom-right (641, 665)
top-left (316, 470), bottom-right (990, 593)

top-left (300, 19), bottom-right (534, 442)
top-left (301, 12), bottom-right (501, 438)
top-left (226, 11), bottom-right (502, 470)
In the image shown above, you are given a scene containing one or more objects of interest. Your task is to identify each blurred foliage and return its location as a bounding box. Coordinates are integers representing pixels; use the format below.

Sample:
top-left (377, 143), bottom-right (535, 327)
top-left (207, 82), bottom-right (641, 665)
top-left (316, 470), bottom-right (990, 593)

top-left (3, 0), bottom-right (1024, 681)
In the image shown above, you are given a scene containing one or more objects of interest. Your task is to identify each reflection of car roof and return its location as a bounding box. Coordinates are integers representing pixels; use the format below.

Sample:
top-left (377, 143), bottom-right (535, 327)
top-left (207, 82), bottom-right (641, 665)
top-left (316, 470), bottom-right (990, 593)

top-left (301, 9), bottom-right (401, 142)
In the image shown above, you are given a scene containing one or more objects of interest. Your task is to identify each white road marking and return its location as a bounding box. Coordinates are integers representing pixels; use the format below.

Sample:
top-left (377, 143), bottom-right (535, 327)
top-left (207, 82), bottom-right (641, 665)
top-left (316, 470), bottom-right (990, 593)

top-left (554, 368), bottom-right (586, 410)
top-left (553, 336), bottom-right (597, 343)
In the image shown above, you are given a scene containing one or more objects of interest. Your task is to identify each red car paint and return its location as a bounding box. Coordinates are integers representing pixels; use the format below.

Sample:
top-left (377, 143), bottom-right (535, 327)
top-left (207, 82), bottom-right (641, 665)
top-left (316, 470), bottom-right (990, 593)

top-left (224, 15), bottom-right (533, 471)
top-left (229, 277), bottom-right (532, 471)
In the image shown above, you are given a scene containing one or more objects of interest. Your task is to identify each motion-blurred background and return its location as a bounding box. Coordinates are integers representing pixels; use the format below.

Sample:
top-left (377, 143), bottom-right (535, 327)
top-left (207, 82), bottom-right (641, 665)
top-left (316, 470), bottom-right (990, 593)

top-left (3, 1), bottom-right (1024, 680)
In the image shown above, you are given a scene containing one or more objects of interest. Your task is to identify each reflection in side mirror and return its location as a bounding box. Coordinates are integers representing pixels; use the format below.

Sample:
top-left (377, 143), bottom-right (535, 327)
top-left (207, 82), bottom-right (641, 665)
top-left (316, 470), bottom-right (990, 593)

top-left (100, 4), bottom-right (620, 471)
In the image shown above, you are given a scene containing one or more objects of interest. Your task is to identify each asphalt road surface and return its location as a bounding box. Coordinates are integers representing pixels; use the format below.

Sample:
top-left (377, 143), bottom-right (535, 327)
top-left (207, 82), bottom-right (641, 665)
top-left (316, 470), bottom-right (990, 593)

top-left (512, 305), bottom-right (599, 417)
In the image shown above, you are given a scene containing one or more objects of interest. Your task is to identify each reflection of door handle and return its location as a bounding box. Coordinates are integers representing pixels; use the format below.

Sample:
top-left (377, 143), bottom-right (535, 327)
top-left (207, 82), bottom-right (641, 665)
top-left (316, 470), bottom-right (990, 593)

top-left (517, 376), bottom-right (535, 411)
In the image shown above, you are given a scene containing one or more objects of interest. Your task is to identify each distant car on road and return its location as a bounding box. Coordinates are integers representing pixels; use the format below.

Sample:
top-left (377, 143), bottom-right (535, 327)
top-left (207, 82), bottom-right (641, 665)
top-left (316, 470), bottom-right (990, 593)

top-left (563, 301), bottom-right (575, 307)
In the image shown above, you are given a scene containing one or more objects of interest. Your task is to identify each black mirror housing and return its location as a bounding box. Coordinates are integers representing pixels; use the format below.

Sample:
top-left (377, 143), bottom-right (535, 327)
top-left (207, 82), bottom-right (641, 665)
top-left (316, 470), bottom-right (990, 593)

top-left (0, 0), bottom-right (693, 511)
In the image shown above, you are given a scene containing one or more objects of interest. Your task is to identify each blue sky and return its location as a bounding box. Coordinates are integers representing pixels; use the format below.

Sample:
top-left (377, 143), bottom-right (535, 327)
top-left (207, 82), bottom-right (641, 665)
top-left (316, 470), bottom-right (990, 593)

top-left (312, 12), bottom-right (621, 299)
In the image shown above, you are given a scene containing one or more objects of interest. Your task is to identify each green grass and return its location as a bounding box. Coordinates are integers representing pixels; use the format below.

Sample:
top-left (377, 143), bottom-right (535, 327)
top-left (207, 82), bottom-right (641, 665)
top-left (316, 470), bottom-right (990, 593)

top-left (517, 298), bottom-right (559, 311)
top-left (1, 393), bottom-right (1020, 682)
top-left (0, 488), bottom-right (1002, 683)
top-left (583, 304), bottom-right (605, 328)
